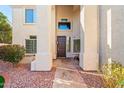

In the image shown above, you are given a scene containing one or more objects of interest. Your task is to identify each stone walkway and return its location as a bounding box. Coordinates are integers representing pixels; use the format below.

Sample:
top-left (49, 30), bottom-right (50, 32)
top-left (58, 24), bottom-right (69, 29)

top-left (52, 58), bottom-right (104, 88)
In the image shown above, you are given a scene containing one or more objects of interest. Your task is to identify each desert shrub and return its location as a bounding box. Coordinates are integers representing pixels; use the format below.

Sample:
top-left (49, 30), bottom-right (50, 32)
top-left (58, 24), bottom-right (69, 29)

top-left (0, 75), bottom-right (5, 88)
top-left (0, 45), bottom-right (25, 66)
top-left (102, 61), bottom-right (124, 88)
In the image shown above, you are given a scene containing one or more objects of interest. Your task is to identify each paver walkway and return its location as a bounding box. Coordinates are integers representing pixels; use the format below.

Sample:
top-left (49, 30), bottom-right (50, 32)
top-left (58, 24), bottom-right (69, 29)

top-left (53, 58), bottom-right (104, 88)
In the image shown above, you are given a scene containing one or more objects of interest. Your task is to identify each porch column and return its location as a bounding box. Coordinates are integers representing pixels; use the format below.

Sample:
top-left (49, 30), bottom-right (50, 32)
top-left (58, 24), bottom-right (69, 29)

top-left (80, 5), bottom-right (99, 70)
top-left (31, 6), bottom-right (52, 71)
top-left (51, 6), bottom-right (56, 59)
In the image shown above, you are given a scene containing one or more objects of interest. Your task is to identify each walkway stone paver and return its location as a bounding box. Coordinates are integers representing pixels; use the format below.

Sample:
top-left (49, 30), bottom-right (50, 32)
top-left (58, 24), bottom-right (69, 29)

top-left (53, 59), bottom-right (87, 88)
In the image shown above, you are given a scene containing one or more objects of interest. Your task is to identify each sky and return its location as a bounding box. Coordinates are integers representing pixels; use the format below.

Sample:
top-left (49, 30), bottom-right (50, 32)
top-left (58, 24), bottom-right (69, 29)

top-left (0, 5), bottom-right (12, 23)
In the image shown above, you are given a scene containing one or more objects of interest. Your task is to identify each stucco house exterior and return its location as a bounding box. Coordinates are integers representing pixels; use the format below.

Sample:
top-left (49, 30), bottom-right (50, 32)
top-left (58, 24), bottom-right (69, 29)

top-left (12, 5), bottom-right (124, 71)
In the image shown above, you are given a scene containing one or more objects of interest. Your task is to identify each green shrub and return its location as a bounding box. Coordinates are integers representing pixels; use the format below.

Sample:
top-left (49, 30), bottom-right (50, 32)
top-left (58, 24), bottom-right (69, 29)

top-left (0, 45), bottom-right (25, 66)
top-left (0, 75), bottom-right (5, 88)
top-left (102, 61), bottom-right (124, 88)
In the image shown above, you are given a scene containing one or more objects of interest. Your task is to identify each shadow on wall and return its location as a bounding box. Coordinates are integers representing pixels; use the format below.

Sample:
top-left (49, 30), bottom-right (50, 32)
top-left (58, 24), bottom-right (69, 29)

top-left (99, 6), bottom-right (123, 67)
top-left (99, 6), bottom-right (113, 68)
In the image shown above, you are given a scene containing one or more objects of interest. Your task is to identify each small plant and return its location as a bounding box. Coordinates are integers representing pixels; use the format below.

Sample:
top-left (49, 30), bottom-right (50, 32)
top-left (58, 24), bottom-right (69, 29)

top-left (0, 45), bottom-right (25, 66)
top-left (0, 75), bottom-right (5, 88)
top-left (102, 61), bottom-right (124, 88)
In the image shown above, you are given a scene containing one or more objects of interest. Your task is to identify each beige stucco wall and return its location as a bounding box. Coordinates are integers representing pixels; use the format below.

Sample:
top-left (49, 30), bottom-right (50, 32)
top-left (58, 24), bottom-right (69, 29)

top-left (51, 6), bottom-right (56, 59)
top-left (33, 6), bottom-right (52, 71)
top-left (72, 7), bottom-right (80, 39)
top-left (31, 6), bottom-right (52, 71)
top-left (12, 5), bottom-right (53, 71)
top-left (99, 5), bottom-right (124, 66)
top-left (56, 5), bottom-right (73, 36)
top-left (12, 6), bottom-right (37, 48)
top-left (80, 5), bottom-right (99, 70)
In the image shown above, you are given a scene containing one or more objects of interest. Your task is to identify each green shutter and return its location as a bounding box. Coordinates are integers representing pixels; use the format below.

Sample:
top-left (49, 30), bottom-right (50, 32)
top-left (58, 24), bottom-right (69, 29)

top-left (25, 39), bottom-right (37, 53)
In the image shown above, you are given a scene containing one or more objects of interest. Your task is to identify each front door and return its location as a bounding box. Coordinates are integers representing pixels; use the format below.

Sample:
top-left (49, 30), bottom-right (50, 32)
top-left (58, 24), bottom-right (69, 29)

top-left (57, 36), bottom-right (66, 57)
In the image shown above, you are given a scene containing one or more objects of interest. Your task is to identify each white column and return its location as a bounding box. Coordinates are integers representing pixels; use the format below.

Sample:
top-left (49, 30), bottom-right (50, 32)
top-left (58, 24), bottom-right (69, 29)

top-left (80, 5), bottom-right (99, 71)
top-left (31, 6), bottom-right (52, 71)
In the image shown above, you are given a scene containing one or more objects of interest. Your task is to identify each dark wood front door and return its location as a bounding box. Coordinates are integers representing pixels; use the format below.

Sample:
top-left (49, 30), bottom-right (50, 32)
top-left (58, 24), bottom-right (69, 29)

top-left (57, 36), bottom-right (66, 57)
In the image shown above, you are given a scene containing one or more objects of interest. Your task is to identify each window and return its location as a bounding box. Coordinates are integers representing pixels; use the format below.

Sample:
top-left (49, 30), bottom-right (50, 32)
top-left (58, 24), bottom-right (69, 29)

top-left (25, 36), bottom-right (37, 53)
top-left (58, 22), bottom-right (71, 30)
top-left (73, 39), bottom-right (80, 53)
top-left (67, 37), bottom-right (71, 52)
top-left (25, 9), bottom-right (35, 23)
